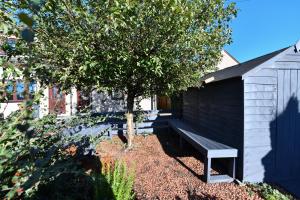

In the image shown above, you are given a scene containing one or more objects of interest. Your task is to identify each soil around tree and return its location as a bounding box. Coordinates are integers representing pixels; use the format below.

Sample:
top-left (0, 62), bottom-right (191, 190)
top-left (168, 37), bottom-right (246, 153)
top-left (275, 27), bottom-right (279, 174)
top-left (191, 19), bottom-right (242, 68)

top-left (96, 132), bottom-right (262, 200)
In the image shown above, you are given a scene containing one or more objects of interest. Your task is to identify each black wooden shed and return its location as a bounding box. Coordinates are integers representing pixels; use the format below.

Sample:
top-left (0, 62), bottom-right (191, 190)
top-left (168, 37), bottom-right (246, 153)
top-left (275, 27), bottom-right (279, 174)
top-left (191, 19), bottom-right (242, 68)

top-left (182, 45), bottom-right (300, 195)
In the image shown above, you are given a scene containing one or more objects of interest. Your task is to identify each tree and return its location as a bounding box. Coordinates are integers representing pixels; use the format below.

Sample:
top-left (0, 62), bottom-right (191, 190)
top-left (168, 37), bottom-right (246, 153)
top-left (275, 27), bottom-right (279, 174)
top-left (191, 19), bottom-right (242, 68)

top-left (31, 0), bottom-right (237, 147)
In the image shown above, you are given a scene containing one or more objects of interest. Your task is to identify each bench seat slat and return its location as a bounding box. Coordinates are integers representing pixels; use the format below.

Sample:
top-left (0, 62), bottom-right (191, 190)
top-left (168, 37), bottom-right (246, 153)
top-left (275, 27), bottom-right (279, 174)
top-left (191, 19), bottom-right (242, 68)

top-left (168, 119), bottom-right (237, 183)
top-left (169, 119), bottom-right (238, 158)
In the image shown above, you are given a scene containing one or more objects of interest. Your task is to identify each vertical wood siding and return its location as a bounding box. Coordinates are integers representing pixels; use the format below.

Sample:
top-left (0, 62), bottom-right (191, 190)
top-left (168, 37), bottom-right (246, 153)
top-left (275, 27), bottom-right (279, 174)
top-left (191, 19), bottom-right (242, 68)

top-left (275, 69), bottom-right (300, 180)
top-left (183, 78), bottom-right (244, 179)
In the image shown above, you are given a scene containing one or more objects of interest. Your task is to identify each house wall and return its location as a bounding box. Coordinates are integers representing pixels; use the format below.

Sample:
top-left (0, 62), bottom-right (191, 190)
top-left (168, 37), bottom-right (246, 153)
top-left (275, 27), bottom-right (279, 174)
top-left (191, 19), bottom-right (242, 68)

top-left (137, 96), bottom-right (156, 110)
top-left (0, 102), bottom-right (20, 118)
top-left (39, 87), bottom-right (49, 118)
top-left (91, 91), bottom-right (155, 113)
top-left (71, 88), bottom-right (78, 114)
top-left (38, 87), bottom-right (78, 118)
top-left (183, 78), bottom-right (244, 179)
top-left (91, 91), bottom-right (126, 113)
top-left (0, 86), bottom-right (79, 118)
top-left (61, 87), bottom-right (78, 117)
top-left (216, 51), bottom-right (239, 70)
top-left (1, 88), bottom-right (155, 118)
top-left (0, 83), bottom-right (47, 118)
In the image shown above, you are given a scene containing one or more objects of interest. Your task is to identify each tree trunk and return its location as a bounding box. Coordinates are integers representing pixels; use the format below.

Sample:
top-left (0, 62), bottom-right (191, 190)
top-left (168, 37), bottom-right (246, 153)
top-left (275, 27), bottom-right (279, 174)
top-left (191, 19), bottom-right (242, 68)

top-left (126, 94), bottom-right (135, 148)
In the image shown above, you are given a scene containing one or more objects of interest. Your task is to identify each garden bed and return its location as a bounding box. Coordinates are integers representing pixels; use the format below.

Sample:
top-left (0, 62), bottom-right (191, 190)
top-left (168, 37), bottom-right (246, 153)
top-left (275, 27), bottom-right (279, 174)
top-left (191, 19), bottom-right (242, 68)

top-left (97, 132), bottom-right (262, 200)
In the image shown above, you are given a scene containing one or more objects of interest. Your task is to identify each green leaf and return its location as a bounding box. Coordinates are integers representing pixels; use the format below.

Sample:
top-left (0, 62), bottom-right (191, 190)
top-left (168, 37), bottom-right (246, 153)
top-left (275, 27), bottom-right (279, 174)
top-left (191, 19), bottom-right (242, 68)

top-left (31, 0), bottom-right (42, 4)
top-left (1, 185), bottom-right (9, 191)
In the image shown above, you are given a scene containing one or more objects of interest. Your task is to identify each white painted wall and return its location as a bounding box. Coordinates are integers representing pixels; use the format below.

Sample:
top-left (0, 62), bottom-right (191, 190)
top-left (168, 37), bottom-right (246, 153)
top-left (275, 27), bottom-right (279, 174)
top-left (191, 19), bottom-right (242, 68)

top-left (138, 98), bottom-right (152, 110)
top-left (0, 86), bottom-right (79, 118)
top-left (61, 87), bottom-right (78, 117)
top-left (71, 87), bottom-right (78, 115)
top-left (39, 86), bottom-right (49, 118)
top-left (0, 102), bottom-right (20, 118)
top-left (0, 84), bottom-right (47, 118)
top-left (136, 96), bottom-right (156, 111)
top-left (216, 50), bottom-right (239, 70)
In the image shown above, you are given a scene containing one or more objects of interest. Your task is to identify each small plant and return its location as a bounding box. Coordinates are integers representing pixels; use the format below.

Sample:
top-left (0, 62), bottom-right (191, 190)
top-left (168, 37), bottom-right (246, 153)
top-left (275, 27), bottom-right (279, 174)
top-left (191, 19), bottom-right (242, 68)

top-left (93, 161), bottom-right (135, 200)
top-left (250, 183), bottom-right (294, 200)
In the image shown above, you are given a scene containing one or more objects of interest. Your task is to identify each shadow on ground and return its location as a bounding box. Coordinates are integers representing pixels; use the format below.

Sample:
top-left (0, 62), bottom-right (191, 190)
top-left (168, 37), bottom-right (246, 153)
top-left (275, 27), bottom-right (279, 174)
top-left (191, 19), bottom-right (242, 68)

top-left (175, 191), bottom-right (217, 200)
top-left (153, 127), bottom-right (227, 183)
top-left (24, 143), bottom-right (114, 200)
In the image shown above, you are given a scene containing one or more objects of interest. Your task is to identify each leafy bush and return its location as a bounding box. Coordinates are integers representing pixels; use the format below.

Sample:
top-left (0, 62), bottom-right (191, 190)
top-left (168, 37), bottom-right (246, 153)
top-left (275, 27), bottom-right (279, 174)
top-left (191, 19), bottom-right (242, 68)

top-left (0, 109), bottom-right (58, 198)
top-left (0, 108), bottom-right (137, 200)
top-left (0, 109), bottom-right (107, 199)
top-left (93, 161), bottom-right (135, 200)
top-left (250, 183), bottom-right (294, 200)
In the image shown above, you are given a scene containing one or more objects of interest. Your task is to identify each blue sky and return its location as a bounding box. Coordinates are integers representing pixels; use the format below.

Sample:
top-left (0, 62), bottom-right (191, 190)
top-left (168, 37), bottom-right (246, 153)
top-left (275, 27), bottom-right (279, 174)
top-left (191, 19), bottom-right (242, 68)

top-left (225, 0), bottom-right (300, 63)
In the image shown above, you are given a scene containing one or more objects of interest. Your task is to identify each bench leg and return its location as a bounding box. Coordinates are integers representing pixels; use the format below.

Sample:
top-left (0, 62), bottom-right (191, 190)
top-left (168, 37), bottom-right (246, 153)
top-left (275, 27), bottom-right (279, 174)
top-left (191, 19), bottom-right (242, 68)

top-left (229, 157), bottom-right (236, 180)
top-left (204, 157), bottom-right (211, 183)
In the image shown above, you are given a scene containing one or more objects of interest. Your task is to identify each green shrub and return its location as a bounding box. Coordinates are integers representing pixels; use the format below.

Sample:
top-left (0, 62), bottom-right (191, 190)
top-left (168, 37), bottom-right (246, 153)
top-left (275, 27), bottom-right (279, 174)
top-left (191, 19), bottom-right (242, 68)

top-left (0, 109), bottom-right (59, 199)
top-left (0, 109), bottom-right (107, 199)
top-left (93, 161), bottom-right (135, 200)
top-left (251, 183), bottom-right (294, 200)
top-left (1, 107), bottom-right (137, 200)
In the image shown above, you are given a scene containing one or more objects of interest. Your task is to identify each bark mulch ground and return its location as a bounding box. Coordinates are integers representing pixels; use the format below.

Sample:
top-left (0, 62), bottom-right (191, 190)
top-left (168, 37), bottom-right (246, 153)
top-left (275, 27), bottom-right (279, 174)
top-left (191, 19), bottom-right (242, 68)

top-left (96, 132), bottom-right (262, 200)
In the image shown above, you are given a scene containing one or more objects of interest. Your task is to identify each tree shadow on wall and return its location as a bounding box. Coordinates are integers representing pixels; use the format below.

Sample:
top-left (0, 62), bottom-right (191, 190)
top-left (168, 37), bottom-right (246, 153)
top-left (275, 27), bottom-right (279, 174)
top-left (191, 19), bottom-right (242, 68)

top-left (263, 96), bottom-right (300, 197)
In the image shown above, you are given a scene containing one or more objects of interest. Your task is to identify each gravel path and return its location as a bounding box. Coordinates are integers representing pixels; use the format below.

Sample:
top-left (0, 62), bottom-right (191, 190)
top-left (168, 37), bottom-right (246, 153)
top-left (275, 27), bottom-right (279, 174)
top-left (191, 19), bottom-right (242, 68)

top-left (97, 133), bottom-right (262, 200)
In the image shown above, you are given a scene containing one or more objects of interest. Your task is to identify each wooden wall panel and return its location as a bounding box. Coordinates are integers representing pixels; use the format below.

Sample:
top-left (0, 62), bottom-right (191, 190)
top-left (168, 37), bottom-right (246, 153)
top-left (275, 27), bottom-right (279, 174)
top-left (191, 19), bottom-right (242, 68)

top-left (183, 78), bottom-right (244, 179)
top-left (243, 68), bottom-right (277, 182)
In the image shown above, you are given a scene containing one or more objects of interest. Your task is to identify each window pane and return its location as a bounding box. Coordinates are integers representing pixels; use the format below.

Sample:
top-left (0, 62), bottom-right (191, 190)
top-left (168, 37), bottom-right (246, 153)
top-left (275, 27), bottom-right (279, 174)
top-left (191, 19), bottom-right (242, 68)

top-left (52, 86), bottom-right (63, 99)
top-left (6, 82), bottom-right (14, 100)
top-left (29, 81), bottom-right (36, 99)
top-left (52, 87), bottom-right (58, 97)
top-left (7, 38), bottom-right (16, 48)
top-left (16, 81), bottom-right (25, 100)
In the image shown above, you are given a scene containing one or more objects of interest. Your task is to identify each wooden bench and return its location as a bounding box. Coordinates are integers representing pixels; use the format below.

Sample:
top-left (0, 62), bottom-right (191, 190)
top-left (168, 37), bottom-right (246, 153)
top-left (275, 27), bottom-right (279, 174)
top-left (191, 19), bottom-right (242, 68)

top-left (168, 119), bottom-right (238, 183)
